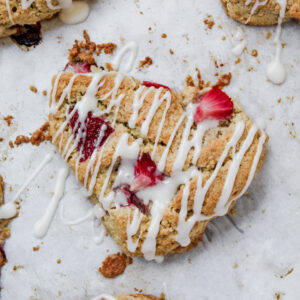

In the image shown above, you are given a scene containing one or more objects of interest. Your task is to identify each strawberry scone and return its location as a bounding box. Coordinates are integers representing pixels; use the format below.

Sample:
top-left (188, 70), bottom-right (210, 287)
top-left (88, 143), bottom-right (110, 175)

top-left (221, 0), bottom-right (300, 25)
top-left (49, 58), bottom-right (268, 261)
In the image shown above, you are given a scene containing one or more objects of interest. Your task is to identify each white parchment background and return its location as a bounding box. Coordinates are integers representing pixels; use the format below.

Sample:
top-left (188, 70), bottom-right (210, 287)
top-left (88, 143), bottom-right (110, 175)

top-left (0, 0), bottom-right (299, 299)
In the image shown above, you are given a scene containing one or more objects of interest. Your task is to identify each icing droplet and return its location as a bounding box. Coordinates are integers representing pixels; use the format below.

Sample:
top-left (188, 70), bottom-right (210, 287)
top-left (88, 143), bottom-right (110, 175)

top-left (59, 1), bottom-right (90, 25)
top-left (0, 202), bottom-right (17, 219)
top-left (267, 59), bottom-right (286, 84)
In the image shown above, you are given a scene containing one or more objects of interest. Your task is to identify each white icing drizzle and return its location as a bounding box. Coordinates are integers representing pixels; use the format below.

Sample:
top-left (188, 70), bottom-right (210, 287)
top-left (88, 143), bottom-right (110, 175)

top-left (60, 204), bottom-right (105, 243)
top-left (246, 0), bottom-right (269, 24)
top-left (58, 1), bottom-right (90, 25)
top-left (50, 47), bottom-right (267, 260)
top-left (245, 0), bottom-right (288, 84)
top-left (267, 0), bottom-right (287, 84)
top-left (5, 0), bottom-right (14, 24)
top-left (0, 202), bottom-right (17, 219)
top-left (34, 166), bottom-right (69, 239)
top-left (90, 295), bottom-right (117, 300)
top-left (232, 27), bottom-right (246, 56)
top-left (13, 154), bottom-right (53, 203)
top-left (112, 42), bottom-right (138, 73)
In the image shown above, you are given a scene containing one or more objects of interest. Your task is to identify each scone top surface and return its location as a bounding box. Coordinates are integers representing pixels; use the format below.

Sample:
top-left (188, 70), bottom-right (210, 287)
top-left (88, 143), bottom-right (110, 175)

top-left (49, 66), bottom-right (267, 261)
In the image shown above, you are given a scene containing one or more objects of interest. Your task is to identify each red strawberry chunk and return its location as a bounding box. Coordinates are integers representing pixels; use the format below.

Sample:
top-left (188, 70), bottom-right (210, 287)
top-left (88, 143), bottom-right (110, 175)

top-left (142, 81), bottom-right (170, 90)
top-left (116, 184), bottom-right (149, 215)
top-left (194, 87), bottom-right (233, 123)
top-left (130, 153), bottom-right (164, 192)
top-left (69, 109), bottom-right (114, 162)
top-left (64, 62), bottom-right (92, 73)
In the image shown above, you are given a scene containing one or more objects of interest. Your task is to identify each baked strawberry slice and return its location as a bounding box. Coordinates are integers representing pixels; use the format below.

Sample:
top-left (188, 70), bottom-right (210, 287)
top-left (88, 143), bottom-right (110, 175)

top-left (115, 184), bottom-right (149, 215)
top-left (64, 62), bottom-right (92, 73)
top-left (194, 87), bottom-right (233, 123)
top-left (130, 153), bottom-right (164, 192)
top-left (142, 81), bottom-right (170, 90)
top-left (69, 109), bottom-right (114, 162)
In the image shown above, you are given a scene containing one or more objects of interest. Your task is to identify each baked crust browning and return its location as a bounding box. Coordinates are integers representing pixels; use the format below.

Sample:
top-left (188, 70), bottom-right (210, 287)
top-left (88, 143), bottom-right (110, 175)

top-left (117, 294), bottom-right (162, 300)
top-left (0, 0), bottom-right (59, 37)
top-left (49, 71), bottom-right (268, 258)
top-left (220, 0), bottom-right (300, 25)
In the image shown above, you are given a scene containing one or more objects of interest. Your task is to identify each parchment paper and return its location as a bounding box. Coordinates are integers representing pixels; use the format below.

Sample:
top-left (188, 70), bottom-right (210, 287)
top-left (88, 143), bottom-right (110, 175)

top-left (0, 1), bottom-right (299, 299)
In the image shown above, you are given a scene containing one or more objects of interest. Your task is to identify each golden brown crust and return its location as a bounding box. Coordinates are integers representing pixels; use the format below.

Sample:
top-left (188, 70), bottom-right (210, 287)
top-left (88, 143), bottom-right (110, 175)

top-left (49, 71), bottom-right (268, 258)
top-left (220, 0), bottom-right (300, 25)
top-left (0, 0), bottom-right (59, 37)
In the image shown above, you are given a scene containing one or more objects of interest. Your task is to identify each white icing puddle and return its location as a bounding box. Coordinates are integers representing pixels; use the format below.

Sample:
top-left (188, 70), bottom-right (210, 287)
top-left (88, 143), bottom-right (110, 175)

top-left (59, 1), bottom-right (90, 25)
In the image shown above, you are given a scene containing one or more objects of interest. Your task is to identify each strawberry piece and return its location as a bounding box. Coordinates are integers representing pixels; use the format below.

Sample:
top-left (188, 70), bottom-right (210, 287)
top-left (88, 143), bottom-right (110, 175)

top-left (194, 87), bottom-right (233, 123)
top-left (130, 153), bottom-right (164, 192)
top-left (115, 184), bottom-right (149, 215)
top-left (64, 62), bottom-right (92, 73)
top-left (69, 109), bottom-right (114, 162)
top-left (142, 81), bottom-right (170, 90)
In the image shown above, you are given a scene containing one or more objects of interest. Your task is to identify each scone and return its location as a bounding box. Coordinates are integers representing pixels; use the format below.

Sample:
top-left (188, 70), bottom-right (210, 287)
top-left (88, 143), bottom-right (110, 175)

top-left (49, 61), bottom-right (268, 261)
top-left (0, 0), bottom-right (61, 38)
top-left (221, 0), bottom-right (300, 25)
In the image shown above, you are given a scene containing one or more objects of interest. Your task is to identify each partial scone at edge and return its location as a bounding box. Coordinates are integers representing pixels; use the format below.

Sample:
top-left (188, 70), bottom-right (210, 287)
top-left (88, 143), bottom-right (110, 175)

top-left (220, 0), bottom-right (300, 25)
top-left (0, 0), bottom-right (59, 37)
top-left (49, 71), bottom-right (268, 259)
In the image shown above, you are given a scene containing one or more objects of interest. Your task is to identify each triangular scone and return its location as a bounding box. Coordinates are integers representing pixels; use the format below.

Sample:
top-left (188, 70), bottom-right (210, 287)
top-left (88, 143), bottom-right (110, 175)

top-left (49, 69), bottom-right (268, 261)
top-left (221, 0), bottom-right (300, 26)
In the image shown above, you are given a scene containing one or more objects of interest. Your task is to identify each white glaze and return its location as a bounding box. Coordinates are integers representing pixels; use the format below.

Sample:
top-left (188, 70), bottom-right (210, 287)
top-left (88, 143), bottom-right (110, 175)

top-left (112, 42), bottom-right (138, 72)
top-left (34, 167), bottom-right (69, 239)
top-left (12, 153), bottom-right (53, 202)
top-left (246, 0), bottom-right (268, 24)
top-left (58, 1), bottom-right (90, 25)
top-left (0, 202), bottom-right (17, 219)
top-left (267, 0), bottom-right (287, 84)
top-left (231, 27), bottom-right (246, 56)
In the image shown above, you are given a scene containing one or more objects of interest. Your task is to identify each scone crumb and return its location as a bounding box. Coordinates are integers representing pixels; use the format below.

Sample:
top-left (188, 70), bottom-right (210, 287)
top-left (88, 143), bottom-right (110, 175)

top-left (15, 135), bottom-right (30, 146)
top-left (266, 32), bottom-right (272, 39)
top-left (13, 265), bottom-right (24, 271)
top-left (57, 259), bottom-right (61, 264)
top-left (233, 263), bottom-right (238, 269)
top-left (169, 49), bottom-right (174, 55)
top-left (186, 75), bottom-right (195, 87)
top-left (277, 98), bottom-right (282, 103)
top-left (215, 73), bottom-right (232, 89)
top-left (33, 245), bottom-right (40, 251)
top-left (30, 86), bottom-right (38, 93)
top-left (1, 227), bottom-right (10, 241)
top-left (160, 293), bottom-right (166, 300)
top-left (280, 268), bottom-right (294, 278)
top-left (251, 49), bottom-right (258, 57)
top-left (231, 208), bottom-right (237, 216)
top-left (161, 33), bottom-right (167, 38)
top-left (9, 141), bottom-right (14, 149)
top-left (99, 252), bottom-right (133, 278)
top-left (3, 115), bottom-right (13, 126)
top-left (30, 121), bottom-right (51, 146)
top-left (222, 36), bottom-right (226, 41)
top-left (139, 56), bottom-right (153, 69)
top-left (0, 138), bottom-right (3, 142)
top-left (204, 16), bottom-right (215, 29)
top-left (43, 90), bottom-right (47, 96)
top-left (235, 58), bottom-right (241, 64)
top-left (106, 63), bottom-right (114, 72)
